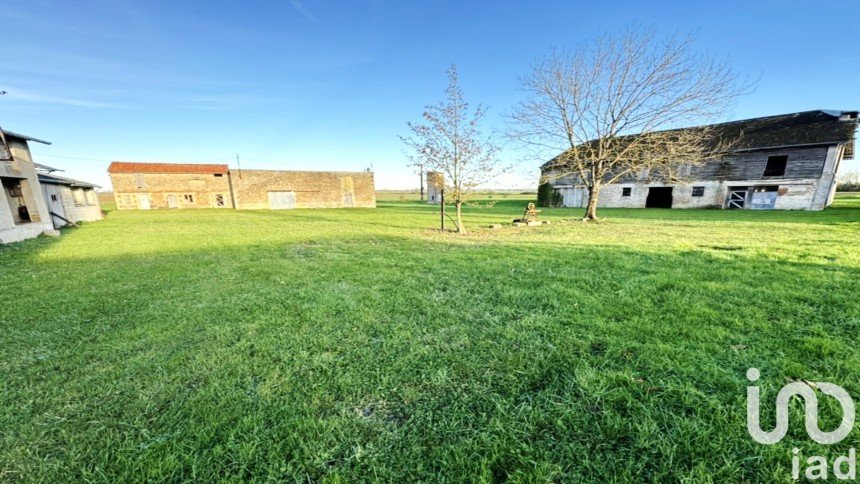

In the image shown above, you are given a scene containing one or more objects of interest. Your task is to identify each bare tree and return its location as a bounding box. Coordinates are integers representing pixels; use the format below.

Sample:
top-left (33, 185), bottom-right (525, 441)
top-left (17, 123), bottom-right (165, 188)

top-left (401, 65), bottom-right (505, 233)
top-left (508, 26), bottom-right (748, 220)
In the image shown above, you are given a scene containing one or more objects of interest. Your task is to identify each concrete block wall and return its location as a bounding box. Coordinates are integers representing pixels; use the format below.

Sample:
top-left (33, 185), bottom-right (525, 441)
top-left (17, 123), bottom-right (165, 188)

top-left (230, 170), bottom-right (376, 209)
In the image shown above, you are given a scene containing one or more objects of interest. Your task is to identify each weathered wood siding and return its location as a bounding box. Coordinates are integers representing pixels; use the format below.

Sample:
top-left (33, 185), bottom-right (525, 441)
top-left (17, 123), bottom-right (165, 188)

top-left (545, 146), bottom-right (829, 184)
top-left (692, 146), bottom-right (828, 180)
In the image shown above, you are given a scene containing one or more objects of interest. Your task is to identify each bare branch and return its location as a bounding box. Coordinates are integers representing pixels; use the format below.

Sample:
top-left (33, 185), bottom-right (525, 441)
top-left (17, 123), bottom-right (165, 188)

top-left (507, 25), bottom-right (751, 220)
top-left (401, 65), bottom-right (510, 233)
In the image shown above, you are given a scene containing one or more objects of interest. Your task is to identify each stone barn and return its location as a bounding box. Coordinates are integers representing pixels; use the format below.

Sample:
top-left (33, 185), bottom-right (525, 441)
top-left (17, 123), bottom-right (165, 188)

top-left (108, 162), bottom-right (233, 210)
top-left (542, 110), bottom-right (859, 211)
top-left (426, 171), bottom-right (443, 204)
top-left (108, 162), bottom-right (376, 210)
top-left (230, 170), bottom-right (375, 209)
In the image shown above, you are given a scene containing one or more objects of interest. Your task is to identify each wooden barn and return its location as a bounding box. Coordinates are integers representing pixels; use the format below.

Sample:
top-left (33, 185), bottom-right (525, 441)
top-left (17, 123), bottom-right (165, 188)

top-left (542, 110), bottom-right (859, 210)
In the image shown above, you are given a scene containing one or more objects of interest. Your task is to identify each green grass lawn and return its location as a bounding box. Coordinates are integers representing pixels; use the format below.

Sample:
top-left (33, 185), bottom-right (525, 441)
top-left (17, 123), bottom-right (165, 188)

top-left (2, 195), bottom-right (859, 481)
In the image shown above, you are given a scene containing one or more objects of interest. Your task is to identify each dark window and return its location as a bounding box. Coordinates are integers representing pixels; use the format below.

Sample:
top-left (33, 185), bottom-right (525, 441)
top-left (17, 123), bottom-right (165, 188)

top-left (763, 155), bottom-right (787, 177)
top-left (215, 194), bottom-right (225, 207)
top-left (692, 186), bottom-right (705, 197)
top-left (622, 187), bottom-right (632, 196)
top-left (184, 194), bottom-right (194, 203)
top-left (51, 194), bottom-right (58, 201)
top-left (214, 173), bottom-right (224, 177)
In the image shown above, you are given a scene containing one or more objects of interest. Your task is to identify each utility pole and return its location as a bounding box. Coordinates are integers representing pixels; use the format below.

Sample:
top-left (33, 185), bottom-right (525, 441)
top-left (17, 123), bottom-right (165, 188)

top-left (235, 153), bottom-right (242, 179)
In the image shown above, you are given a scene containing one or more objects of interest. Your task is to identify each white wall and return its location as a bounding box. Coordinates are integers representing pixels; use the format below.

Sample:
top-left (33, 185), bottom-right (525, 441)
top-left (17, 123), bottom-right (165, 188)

top-left (559, 178), bottom-right (824, 210)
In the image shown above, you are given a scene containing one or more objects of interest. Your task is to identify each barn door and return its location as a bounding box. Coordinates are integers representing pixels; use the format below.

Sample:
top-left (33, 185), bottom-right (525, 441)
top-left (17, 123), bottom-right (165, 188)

top-left (167, 195), bottom-right (178, 209)
top-left (139, 194), bottom-right (151, 210)
top-left (563, 188), bottom-right (585, 207)
top-left (44, 185), bottom-right (67, 228)
top-left (268, 191), bottom-right (296, 209)
top-left (726, 190), bottom-right (746, 209)
top-left (341, 176), bottom-right (355, 208)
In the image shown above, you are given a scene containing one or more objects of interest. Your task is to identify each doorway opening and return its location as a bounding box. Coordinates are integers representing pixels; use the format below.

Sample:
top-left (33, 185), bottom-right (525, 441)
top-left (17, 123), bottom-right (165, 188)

top-left (2, 177), bottom-right (31, 224)
top-left (726, 187), bottom-right (749, 209)
top-left (645, 187), bottom-right (673, 208)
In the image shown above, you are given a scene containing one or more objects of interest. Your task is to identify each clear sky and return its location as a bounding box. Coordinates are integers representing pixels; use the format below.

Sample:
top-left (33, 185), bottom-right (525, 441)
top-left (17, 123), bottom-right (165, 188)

top-left (1, 1), bottom-right (858, 190)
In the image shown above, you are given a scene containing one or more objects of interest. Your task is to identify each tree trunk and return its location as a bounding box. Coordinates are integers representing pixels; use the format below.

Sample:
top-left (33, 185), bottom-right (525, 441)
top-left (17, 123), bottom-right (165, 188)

top-left (455, 201), bottom-right (467, 234)
top-left (584, 184), bottom-right (600, 221)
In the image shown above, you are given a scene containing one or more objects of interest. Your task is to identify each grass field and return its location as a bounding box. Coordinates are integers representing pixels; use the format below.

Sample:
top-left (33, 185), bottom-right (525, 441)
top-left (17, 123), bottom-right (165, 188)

top-left (2, 195), bottom-right (859, 481)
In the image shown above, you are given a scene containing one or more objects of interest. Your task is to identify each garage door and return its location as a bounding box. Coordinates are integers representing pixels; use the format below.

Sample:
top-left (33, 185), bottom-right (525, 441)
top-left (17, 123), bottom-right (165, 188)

top-left (268, 191), bottom-right (296, 209)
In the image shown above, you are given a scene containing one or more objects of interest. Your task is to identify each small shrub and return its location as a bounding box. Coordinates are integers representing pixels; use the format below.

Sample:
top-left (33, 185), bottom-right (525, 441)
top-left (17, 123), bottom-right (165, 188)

top-left (537, 182), bottom-right (562, 207)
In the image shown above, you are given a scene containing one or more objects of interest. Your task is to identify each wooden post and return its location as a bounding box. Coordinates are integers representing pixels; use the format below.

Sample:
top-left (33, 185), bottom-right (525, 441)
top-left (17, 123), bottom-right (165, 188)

top-left (440, 187), bottom-right (445, 231)
top-left (419, 166), bottom-right (424, 202)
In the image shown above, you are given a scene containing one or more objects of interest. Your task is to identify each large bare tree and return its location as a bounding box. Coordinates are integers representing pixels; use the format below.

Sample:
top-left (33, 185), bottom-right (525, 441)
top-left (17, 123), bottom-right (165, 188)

top-left (401, 65), bottom-right (505, 233)
top-left (509, 27), bottom-right (748, 220)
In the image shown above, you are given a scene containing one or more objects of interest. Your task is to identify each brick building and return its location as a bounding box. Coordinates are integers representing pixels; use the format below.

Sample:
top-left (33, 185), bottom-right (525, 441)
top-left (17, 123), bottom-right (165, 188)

top-left (108, 162), bottom-right (376, 210)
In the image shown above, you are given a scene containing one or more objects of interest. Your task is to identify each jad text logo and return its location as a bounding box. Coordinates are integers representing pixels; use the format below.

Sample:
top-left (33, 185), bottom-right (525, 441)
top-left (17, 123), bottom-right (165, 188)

top-left (746, 368), bottom-right (856, 480)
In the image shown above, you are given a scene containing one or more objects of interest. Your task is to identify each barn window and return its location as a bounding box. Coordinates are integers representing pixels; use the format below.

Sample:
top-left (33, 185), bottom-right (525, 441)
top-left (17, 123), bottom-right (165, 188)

top-left (215, 194), bottom-right (225, 207)
top-left (763, 155), bottom-right (787, 177)
top-left (72, 188), bottom-right (86, 206)
top-left (214, 173), bottom-right (224, 177)
top-left (622, 187), bottom-right (632, 196)
top-left (692, 186), bottom-right (705, 197)
top-left (184, 194), bottom-right (194, 203)
top-left (85, 189), bottom-right (97, 205)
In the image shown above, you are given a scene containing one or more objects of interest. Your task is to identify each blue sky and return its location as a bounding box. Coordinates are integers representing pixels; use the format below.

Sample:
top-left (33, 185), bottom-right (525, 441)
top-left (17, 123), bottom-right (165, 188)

top-left (1, 0), bottom-right (858, 189)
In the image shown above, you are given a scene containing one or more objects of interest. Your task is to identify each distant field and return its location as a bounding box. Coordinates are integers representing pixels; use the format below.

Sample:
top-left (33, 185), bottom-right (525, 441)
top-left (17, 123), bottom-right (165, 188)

top-left (375, 189), bottom-right (536, 202)
top-left (1, 194), bottom-right (858, 481)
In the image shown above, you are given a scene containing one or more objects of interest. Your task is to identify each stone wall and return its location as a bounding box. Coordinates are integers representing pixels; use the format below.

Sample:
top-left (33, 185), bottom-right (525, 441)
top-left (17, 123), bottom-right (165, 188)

top-left (110, 172), bottom-right (234, 210)
top-left (230, 170), bottom-right (376, 209)
top-left (560, 178), bottom-right (824, 210)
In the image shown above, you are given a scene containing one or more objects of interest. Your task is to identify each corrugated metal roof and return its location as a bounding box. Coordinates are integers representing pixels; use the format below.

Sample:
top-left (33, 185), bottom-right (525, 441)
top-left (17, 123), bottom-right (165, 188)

top-left (38, 173), bottom-right (100, 188)
top-left (0, 129), bottom-right (51, 145)
top-left (108, 161), bottom-right (229, 174)
top-left (34, 162), bottom-right (63, 173)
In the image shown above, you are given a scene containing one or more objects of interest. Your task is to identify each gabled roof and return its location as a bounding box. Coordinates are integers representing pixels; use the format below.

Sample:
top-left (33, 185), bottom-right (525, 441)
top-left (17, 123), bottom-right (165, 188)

top-left (108, 161), bottom-right (229, 174)
top-left (38, 173), bottom-right (100, 189)
top-left (708, 109), bottom-right (857, 151)
top-left (0, 129), bottom-right (51, 145)
top-left (542, 109), bottom-right (859, 168)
